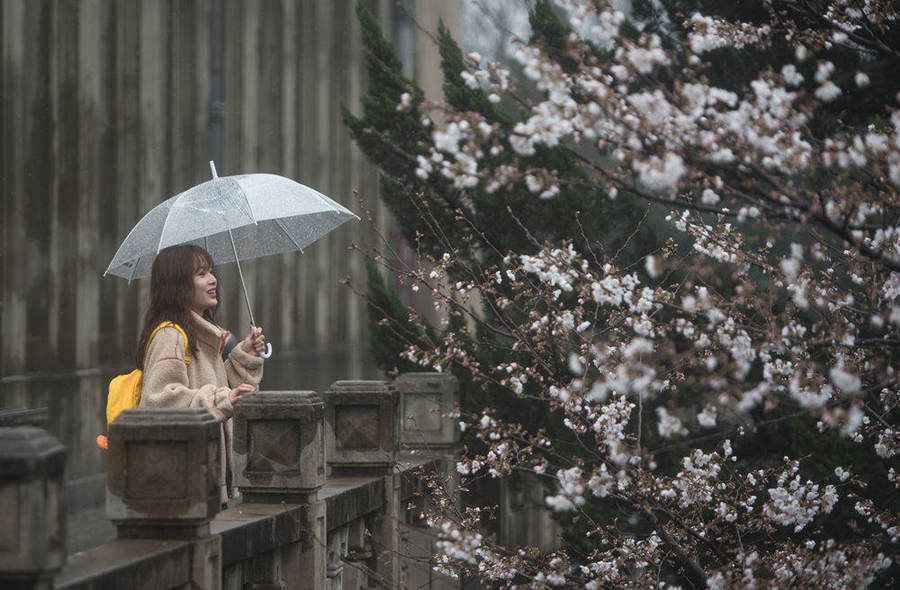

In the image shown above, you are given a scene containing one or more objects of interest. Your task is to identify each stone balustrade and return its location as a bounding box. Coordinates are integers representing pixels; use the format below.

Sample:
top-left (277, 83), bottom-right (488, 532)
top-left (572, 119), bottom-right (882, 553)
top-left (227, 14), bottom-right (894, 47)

top-left (0, 408), bottom-right (49, 428)
top-left (0, 373), bottom-right (459, 590)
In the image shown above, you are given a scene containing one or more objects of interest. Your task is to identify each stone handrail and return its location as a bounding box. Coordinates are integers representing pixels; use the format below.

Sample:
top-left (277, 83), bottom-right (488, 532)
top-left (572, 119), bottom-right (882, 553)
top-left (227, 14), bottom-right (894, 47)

top-left (0, 407), bottom-right (49, 428)
top-left (0, 373), bottom-right (460, 590)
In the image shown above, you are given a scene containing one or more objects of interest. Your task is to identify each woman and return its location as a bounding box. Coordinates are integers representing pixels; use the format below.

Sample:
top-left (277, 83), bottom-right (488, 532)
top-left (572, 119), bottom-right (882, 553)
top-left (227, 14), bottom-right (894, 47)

top-left (137, 244), bottom-right (265, 504)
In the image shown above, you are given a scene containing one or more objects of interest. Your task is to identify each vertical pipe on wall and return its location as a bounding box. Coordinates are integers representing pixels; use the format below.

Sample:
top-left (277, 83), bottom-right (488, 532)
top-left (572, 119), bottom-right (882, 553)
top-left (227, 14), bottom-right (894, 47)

top-left (50, 0), bottom-right (80, 371)
top-left (209, 0), bottom-right (223, 170)
top-left (193, 0), bottom-right (211, 189)
top-left (298, 0), bottom-right (316, 349)
top-left (314, 0), bottom-right (332, 349)
top-left (221, 0), bottom-right (244, 334)
top-left (137, 0), bottom-right (166, 333)
top-left (257, 0), bottom-right (282, 345)
top-left (74, 0), bottom-right (105, 483)
top-left (346, 0), bottom-right (364, 378)
top-left (168, 0), bottom-right (193, 190)
top-left (112, 0), bottom-right (140, 360)
top-left (76, 0), bottom-right (102, 371)
top-left (331, 0), bottom-right (349, 354)
top-left (280, 0), bottom-right (298, 350)
top-left (236, 1), bottom-right (259, 334)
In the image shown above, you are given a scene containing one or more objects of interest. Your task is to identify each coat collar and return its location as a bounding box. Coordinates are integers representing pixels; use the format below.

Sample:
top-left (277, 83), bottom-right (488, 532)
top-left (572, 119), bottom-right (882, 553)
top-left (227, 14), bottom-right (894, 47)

top-left (190, 311), bottom-right (229, 353)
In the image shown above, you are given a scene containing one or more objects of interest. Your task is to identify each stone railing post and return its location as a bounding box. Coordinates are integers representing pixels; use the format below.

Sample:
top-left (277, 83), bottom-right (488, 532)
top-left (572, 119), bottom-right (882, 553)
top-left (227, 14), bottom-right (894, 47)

top-left (106, 408), bottom-right (221, 538)
top-left (324, 380), bottom-right (399, 588)
top-left (324, 380), bottom-right (398, 477)
top-left (105, 408), bottom-right (222, 590)
top-left (232, 391), bottom-right (326, 590)
top-left (395, 372), bottom-right (460, 456)
top-left (395, 371), bottom-right (463, 499)
top-left (394, 373), bottom-right (462, 589)
top-left (0, 427), bottom-right (66, 590)
top-left (233, 391), bottom-right (325, 504)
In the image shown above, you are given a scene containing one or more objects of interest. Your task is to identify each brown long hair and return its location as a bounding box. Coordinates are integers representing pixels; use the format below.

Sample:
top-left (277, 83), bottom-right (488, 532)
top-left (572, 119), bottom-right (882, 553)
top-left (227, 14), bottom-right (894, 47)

top-left (135, 245), bottom-right (219, 369)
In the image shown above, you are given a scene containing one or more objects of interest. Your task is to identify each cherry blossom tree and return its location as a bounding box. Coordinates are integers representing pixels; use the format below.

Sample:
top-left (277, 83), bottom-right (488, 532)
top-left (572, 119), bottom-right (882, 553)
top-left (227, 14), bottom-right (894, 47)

top-left (347, 0), bottom-right (900, 587)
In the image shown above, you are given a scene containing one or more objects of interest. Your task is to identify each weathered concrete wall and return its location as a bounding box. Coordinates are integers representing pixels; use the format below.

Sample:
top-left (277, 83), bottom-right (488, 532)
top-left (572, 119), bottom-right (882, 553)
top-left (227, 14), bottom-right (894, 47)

top-left (0, 0), bottom-right (458, 513)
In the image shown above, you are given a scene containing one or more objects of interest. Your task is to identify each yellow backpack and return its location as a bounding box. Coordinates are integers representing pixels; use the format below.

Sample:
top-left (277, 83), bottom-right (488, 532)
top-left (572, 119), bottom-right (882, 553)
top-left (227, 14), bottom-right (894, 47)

top-left (97, 322), bottom-right (191, 450)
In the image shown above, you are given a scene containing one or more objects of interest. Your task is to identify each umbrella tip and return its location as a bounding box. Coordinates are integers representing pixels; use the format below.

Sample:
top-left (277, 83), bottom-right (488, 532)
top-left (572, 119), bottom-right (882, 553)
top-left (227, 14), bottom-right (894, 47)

top-left (210, 160), bottom-right (219, 180)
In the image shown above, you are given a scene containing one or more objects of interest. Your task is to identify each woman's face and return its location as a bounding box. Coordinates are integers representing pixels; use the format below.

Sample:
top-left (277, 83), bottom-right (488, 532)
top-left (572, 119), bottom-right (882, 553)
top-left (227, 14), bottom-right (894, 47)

top-left (190, 263), bottom-right (218, 314)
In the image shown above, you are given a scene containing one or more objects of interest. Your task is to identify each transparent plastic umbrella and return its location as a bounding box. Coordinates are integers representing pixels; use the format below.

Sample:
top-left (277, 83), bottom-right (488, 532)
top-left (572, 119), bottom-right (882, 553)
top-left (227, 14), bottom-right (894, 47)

top-left (104, 162), bottom-right (359, 358)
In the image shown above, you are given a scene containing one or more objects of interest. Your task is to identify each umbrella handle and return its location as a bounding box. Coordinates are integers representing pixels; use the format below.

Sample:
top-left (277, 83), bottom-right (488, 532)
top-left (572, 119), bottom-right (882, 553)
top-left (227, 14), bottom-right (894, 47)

top-left (251, 326), bottom-right (273, 359)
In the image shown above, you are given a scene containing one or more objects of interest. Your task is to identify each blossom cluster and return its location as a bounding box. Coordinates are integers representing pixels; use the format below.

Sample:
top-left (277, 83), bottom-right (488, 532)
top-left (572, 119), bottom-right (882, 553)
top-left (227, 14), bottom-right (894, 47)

top-left (401, 233), bottom-right (897, 586)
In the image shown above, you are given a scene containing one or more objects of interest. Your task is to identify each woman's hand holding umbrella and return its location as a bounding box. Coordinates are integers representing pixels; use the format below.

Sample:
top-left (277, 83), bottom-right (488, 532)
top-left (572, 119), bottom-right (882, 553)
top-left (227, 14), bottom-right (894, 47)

top-left (241, 326), bottom-right (267, 356)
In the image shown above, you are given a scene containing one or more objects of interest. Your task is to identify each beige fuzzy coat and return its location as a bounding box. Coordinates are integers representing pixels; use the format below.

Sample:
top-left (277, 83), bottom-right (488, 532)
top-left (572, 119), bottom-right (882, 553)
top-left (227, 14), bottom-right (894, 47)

top-left (139, 311), bottom-right (263, 502)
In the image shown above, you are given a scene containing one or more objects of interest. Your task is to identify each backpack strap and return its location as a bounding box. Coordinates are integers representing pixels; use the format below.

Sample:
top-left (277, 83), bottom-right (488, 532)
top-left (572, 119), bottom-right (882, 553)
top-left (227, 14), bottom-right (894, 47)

top-left (148, 322), bottom-right (191, 366)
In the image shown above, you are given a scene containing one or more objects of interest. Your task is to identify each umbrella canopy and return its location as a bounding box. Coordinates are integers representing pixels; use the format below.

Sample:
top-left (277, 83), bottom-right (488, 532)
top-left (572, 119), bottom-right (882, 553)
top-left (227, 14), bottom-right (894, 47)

top-left (105, 167), bottom-right (358, 281)
top-left (105, 162), bottom-right (359, 358)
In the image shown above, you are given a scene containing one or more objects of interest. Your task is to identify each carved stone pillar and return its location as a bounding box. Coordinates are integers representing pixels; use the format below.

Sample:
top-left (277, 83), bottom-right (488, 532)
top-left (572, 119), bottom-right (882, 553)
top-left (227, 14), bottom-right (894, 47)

top-left (232, 391), bottom-right (325, 504)
top-left (232, 391), bottom-right (327, 590)
top-left (395, 371), bottom-right (463, 497)
top-left (324, 380), bottom-right (400, 587)
top-left (106, 408), bottom-right (221, 539)
top-left (395, 372), bottom-right (460, 453)
top-left (0, 427), bottom-right (66, 590)
top-left (324, 380), bottom-right (398, 477)
top-left (395, 373), bottom-right (463, 589)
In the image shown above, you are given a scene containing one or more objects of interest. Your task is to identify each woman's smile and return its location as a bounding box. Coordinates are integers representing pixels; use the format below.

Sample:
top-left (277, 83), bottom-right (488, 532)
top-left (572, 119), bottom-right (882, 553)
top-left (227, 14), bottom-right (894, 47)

top-left (192, 266), bottom-right (219, 313)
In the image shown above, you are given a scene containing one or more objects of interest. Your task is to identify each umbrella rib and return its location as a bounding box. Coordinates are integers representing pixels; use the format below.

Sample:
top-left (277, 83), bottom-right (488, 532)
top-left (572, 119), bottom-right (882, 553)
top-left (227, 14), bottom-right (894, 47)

top-left (236, 180), bottom-right (258, 226)
top-left (156, 202), bottom-right (176, 254)
top-left (274, 218), bottom-right (305, 253)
